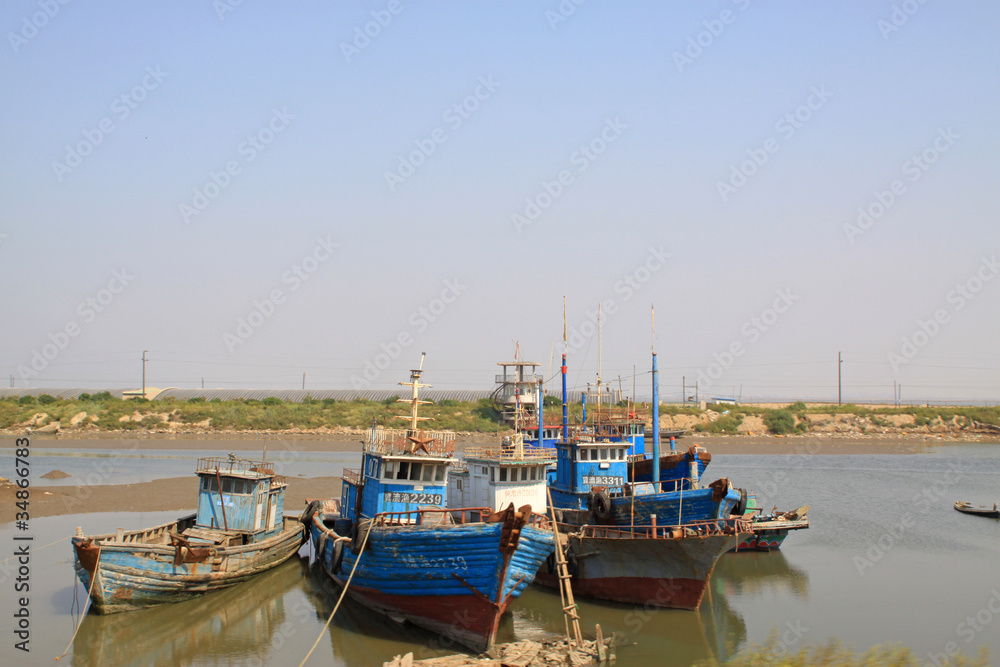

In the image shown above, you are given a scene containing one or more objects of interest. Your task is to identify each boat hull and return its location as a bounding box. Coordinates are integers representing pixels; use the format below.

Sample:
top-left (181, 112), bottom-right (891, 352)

top-left (535, 528), bottom-right (742, 610)
top-left (309, 510), bottom-right (555, 653)
top-left (72, 516), bottom-right (306, 614)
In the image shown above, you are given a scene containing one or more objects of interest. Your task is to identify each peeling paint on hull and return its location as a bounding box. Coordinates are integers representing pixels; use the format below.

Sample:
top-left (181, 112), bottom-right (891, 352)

top-left (535, 531), bottom-right (740, 610)
top-left (72, 517), bottom-right (305, 614)
top-left (309, 514), bottom-right (555, 653)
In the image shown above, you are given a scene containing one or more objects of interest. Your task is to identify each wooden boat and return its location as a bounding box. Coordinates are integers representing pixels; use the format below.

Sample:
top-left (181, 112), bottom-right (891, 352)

top-left (308, 358), bottom-right (556, 653)
top-left (72, 456), bottom-right (306, 613)
top-left (732, 499), bottom-right (810, 551)
top-left (954, 501), bottom-right (1000, 518)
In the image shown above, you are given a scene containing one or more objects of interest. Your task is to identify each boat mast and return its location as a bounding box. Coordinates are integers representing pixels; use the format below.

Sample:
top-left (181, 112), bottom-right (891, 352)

top-left (562, 296), bottom-right (568, 440)
top-left (651, 304), bottom-right (661, 487)
top-left (397, 352), bottom-right (432, 432)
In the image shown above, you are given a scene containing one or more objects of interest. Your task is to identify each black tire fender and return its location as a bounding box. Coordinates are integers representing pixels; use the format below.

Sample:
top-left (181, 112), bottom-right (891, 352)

top-left (732, 488), bottom-right (748, 516)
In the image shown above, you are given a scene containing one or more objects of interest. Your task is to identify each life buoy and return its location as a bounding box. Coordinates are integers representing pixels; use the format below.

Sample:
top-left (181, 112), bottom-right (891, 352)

top-left (732, 489), bottom-right (748, 516)
top-left (588, 491), bottom-right (612, 522)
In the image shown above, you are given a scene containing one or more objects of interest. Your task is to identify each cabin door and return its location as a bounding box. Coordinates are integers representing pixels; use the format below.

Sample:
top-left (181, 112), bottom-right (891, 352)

top-left (254, 497), bottom-right (264, 530)
top-left (267, 493), bottom-right (277, 530)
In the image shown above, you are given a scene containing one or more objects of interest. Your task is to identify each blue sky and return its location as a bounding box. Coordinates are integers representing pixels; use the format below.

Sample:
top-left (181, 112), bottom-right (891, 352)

top-left (1, 1), bottom-right (998, 403)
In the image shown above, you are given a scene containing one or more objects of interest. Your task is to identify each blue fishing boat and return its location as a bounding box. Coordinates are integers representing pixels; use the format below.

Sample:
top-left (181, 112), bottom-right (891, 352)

top-left (307, 357), bottom-right (556, 653)
top-left (72, 456), bottom-right (306, 613)
top-left (733, 498), bottom-right (810, 551)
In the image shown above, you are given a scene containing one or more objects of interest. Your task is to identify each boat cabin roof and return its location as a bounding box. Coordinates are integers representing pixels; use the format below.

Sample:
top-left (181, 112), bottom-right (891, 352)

top-left (195, 456), bottom-right (282, 482)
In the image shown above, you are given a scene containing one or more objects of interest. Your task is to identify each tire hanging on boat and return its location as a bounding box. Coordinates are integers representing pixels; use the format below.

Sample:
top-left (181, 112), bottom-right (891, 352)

top-left (732, 488), bottom-right (748, 516)
top-left (588, 490), bottom-right (612, 522)
top-left (351, 519), bottom-right (371, 555)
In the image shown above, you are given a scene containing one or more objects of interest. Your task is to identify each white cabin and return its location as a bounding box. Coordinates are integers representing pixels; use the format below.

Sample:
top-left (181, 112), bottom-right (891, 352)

top-left (448, 435), bottom-right (556, 513)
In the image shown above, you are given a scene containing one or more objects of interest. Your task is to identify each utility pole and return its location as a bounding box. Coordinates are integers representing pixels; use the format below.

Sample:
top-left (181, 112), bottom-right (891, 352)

top-left (142, 350), bottom-right (148, 399)
top-left (302, 372), bottom-right (306, 390)
top-left (838, 351), bottom-right (843, 405)
top-left (682, 376), bottom-right (685, 404)
top-left (201, 377), bottom-right (204, 389)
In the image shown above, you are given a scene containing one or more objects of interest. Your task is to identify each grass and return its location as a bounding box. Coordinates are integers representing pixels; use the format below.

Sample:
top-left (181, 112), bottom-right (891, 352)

top-left (1, 394), bottom-right (998, 435)
top-left (694, 635), bottom-right (989, 666)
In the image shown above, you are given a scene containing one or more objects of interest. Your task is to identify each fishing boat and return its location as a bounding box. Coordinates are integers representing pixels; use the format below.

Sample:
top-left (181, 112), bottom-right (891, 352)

top-left (732, 499), bottom-right (810, 551)
top-left (307, 357), bottom-right (556, 653)
top-left (535, 517), bottom-right (749, 609)
top-left (71, 456), bottom-right (306, 613)
top-left (447, 433), bottom-right (557, 513)
top-left (954, 501), bottom-right (1000, 518)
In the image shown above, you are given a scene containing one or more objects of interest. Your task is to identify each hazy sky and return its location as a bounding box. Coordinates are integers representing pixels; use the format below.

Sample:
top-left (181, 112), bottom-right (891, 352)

top-left (2, 2), bottom-right (998, 404)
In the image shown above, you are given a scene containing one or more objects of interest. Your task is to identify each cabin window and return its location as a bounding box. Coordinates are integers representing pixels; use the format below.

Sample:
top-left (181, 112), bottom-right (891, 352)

top-left (580, 449), bottom-right (588, 461)
top-left (397, 461), bottom-right (410, 480)
top-left (600, 448), bottom-right (608, 461)
top-left (202, 476), bottom-right (219, 492)
top-left (457, 478), bottom-right (463, 491)
top-left (421, 464), bottom-right (434, 482)
top-left (384, 461), bottom-right (396, 479)
top-left (530, 467), bottom-right (538, 480)
top-left (409, 462), bottom-right (423, 481)
top-left (220, 477), bottom-right (252, 495)
top-left (435, 466), bottom-right (446, 482)
top-left (481, 467), bottom-right (487, 475)
top-left (499, 468), bottom-right (508, 482)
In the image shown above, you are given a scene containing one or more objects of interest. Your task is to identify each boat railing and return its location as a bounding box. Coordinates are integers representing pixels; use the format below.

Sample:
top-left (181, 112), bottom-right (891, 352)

top-left (463, 445), bottom-right (558, 461)
top-left (342, 468), bottom-right (361, 486)
top-left (573, 517), bottom-right (752, 540)
top-left (374, 507), bottom-right (492, 527)
top-left (613, 479), bottom-right (697, 496)
top-left (196, 456), bottom-right (277, 478)
top-left (365, 426), bottom-right (456, 456)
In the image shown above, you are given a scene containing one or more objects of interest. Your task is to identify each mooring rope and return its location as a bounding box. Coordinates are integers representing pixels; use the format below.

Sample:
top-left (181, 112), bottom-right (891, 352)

top-left (56, 545), bottom-right (101, 661)
top-left (298, 521), bottom-right (373, 666)
top-left (0, 535), bottom-right (69, 563)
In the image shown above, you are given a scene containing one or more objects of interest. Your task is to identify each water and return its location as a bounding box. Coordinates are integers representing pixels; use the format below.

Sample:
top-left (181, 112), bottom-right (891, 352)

top-left (2, 441), bottom-right (998, 666)
top-left (0, 448), bottom-right (357, 486)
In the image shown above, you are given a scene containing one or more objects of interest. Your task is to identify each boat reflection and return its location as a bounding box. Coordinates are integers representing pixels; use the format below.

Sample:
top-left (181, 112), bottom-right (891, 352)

top-left (71, 554), bottom-right (305, 667)
top-left (714, 550), bottom-right (810, 600)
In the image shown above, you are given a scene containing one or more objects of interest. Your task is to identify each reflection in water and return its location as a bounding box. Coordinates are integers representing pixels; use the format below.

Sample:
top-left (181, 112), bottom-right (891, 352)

top-left (714, 551), bottom-right (810, 600)
top-left (71, 557), bottom-right (302, 667)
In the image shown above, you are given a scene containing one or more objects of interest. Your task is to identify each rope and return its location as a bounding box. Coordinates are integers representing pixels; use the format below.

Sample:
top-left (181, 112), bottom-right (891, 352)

top-left (0, 535), bottom-right (69, 563)
top-left (56, 545), bottom-right (101, 661)
top-left (298, 519), bottom-right (373, 666)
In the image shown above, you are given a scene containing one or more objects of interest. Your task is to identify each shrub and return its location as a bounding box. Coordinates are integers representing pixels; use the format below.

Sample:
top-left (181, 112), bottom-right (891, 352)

top-left (788, 401), bottom-right (807, 412)
top-left (78, 393), bottom-right (92, 401)
top-left (140, 415), bottom-right (162, 428)
top-left (381, 395), bottom-right (400, 406)
top-left (18, 396), bottom-right (35, 405)
top-left (694, 414), bottom-right (742, 434)
top-left (92, 391), bottom-right (114, 401)
top-left (765, 410), bottom-right (796, 435)
top-left (438, 399), bottom-right (459, 407)
top-left (261, 397), bottom-right (282, 406)
top-left (322, 398), bottom-right (338, 406)
top-left (188, 397), bottom-right (206, 403)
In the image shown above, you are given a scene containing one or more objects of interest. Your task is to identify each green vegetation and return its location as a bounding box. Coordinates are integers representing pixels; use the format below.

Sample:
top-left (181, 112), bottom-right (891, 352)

top-left (694, 635), bottom-right (988, 667)
top-left (765, 410), bottom-right (796, 435)
top-left (1, 393), bottom-right (997, 436)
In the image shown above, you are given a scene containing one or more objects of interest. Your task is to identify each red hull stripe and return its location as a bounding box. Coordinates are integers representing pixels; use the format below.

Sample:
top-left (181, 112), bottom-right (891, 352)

top-left (535, 572), bottom-right (707, 610)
